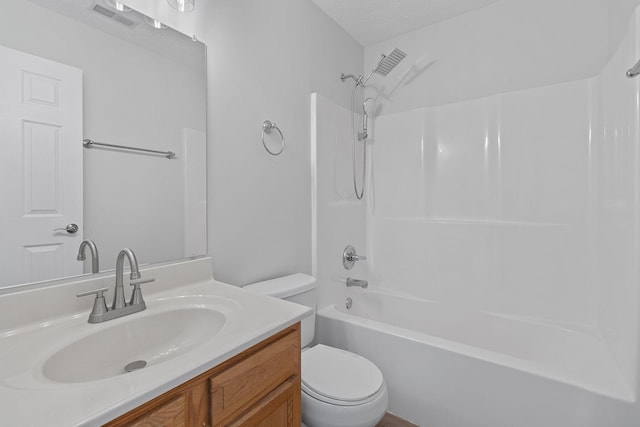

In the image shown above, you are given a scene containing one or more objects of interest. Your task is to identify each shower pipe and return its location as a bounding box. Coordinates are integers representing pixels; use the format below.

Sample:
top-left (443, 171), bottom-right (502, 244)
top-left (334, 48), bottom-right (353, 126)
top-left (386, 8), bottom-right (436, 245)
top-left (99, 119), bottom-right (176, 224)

top-left (340, 48), bottom-right (406, 199)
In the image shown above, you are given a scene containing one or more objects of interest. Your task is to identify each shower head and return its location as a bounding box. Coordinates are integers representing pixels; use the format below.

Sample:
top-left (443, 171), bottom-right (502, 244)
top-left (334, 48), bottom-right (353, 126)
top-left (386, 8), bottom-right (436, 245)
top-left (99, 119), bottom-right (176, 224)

top-left (363, 98), bottom-right (375, 115)
top-left (373, 48), bottom-right (407, 77)
top-left (340, 48), bottom-right (407, 88)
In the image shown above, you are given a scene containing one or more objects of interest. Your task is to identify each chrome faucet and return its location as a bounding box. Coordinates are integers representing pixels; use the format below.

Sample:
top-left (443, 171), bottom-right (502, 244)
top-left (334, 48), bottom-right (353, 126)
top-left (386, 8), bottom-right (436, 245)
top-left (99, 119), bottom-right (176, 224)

top-left (77, 239), bottom-right (99, 273)
top-left (343, 245), bottom-right (367, 270)
top-left (346, 278), bottom-right (368, 289)
top-left (113, 248), bottom-right (141, 309)
top-left (76, 248), bottom-right (154, 323)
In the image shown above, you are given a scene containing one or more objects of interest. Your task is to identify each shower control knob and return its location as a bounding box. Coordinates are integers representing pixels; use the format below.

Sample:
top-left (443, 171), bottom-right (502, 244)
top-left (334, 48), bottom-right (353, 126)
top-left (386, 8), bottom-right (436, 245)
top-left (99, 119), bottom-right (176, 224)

top-left (343, 245), bottom-right (366, 270)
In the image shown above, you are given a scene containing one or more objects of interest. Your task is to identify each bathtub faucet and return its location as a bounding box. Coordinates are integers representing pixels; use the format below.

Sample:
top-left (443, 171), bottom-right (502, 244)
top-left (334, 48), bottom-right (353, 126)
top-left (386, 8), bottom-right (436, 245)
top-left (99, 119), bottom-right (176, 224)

top-left (343, 245), bottom-right (367, 269)
top-left (346, 278), bottom-right (368, 289)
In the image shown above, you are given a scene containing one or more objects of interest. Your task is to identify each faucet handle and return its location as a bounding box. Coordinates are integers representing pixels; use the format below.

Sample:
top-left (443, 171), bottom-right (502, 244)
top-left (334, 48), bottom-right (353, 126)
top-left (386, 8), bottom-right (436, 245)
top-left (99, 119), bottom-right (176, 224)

top-left (76, 287), bottom-right (108, 298)
top-left (343, 245), bottom-right (367, 270)
top-left (76, 288), bottom-right (109, 322)
top-left (130, 278), bottom-right (155, 287)
top-left (129, 278), bottom-right (155, 306)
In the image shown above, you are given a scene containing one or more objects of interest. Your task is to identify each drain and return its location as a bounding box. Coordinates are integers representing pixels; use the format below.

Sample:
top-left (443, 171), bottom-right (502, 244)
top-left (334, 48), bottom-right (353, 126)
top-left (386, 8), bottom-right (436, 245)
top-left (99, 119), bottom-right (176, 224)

top-left (124, 360), bottom-right (147, 373)
top-left (346, 297), bottom-right (353, 310)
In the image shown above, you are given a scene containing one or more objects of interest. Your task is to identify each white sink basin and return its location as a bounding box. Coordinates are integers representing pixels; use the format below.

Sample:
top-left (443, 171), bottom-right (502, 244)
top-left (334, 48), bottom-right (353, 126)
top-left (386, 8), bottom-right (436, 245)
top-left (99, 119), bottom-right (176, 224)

top-left (42, 307), bottom-right (226, 383)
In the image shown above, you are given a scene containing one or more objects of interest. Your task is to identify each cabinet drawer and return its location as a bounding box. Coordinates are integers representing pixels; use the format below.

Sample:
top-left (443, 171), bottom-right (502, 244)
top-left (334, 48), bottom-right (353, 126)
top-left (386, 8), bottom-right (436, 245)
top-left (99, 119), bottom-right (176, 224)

top-left (210, 331), bottom-right (299, 425)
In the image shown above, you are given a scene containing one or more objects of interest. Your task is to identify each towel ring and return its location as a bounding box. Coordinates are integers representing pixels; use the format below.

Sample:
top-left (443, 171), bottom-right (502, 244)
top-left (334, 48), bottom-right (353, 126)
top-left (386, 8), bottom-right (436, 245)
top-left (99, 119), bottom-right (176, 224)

top-left (262, 120), bottom-right (285, 156)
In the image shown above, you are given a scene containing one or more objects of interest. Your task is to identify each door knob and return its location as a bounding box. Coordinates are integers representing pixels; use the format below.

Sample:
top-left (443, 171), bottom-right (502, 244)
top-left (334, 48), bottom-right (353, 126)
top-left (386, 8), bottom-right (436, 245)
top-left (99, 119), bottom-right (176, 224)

top-left (54, 224), bottom-right (79, 233)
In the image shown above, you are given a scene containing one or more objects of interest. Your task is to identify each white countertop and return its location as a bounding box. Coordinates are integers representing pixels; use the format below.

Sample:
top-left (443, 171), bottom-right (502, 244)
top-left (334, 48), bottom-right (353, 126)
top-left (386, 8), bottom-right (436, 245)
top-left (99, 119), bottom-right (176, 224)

top-left (0, 258), bottom-right (310, 426)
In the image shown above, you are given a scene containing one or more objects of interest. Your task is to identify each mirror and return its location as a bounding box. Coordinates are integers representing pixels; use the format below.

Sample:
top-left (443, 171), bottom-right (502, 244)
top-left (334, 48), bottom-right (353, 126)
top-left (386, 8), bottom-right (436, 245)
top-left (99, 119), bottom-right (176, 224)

top-left (0, 0), bottom-right (207, 290)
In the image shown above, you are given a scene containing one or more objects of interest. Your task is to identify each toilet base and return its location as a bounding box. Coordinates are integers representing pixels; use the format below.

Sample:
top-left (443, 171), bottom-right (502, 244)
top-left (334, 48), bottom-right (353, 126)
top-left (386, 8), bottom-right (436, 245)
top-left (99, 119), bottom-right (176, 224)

top-left (301, 383), bottom-right (388, 427)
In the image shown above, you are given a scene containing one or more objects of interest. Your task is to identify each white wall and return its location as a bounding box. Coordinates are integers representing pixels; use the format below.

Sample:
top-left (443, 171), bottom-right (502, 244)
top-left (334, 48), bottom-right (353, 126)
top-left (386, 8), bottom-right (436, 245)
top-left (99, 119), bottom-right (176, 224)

top-left (363, 0), bottom-right (609, 115)
top-left (369, 79), bottom-right (598, 328)
top-left (126, 0), bottom-right (363, 285)
top-left (0, 0), bottom-right (206, 271)
top-left (606, 0), bottom-right (640, 57)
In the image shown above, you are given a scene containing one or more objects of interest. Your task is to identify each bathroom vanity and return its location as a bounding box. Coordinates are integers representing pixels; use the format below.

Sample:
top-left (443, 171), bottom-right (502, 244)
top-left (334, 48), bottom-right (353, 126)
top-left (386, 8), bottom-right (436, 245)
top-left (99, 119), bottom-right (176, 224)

top-left (0, 257), bottom-right (309, 426)
top-left (106, 323), bottom-right (301, 427)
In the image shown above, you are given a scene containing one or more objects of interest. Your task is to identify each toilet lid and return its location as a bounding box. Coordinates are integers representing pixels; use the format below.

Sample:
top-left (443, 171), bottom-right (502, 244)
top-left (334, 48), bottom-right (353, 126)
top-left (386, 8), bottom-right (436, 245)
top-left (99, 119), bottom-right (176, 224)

top-left (302, 345), bottom-right (384, 403)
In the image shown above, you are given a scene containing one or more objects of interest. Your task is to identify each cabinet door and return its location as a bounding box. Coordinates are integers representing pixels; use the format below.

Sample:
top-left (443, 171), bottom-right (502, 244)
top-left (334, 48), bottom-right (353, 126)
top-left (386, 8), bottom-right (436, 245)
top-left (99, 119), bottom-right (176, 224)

top-left (226, 377), bottom-right (300, 427)
top-left (210, 331), bottom-right (299, 425)
top-left (114, 380), bottom-right (209, 427)
top-left (126, 395), bottom-right (186, 427)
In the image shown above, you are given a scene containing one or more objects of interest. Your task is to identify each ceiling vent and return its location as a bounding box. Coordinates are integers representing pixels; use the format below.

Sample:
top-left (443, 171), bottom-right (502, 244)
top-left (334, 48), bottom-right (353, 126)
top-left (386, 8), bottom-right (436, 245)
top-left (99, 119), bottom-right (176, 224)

top-left (91, 4), bottom-right (137, 28)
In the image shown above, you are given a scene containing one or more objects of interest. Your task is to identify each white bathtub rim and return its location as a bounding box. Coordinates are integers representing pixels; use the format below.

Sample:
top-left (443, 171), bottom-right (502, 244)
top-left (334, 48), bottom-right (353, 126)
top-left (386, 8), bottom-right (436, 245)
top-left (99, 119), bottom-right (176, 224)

top-left (317, 304), bottom-right (635, 403)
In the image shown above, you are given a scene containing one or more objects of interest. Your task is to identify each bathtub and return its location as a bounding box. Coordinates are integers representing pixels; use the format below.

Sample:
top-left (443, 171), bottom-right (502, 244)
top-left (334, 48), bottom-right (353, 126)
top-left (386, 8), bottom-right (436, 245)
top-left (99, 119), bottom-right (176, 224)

top-left (315, 289), bottom-right (637, 427)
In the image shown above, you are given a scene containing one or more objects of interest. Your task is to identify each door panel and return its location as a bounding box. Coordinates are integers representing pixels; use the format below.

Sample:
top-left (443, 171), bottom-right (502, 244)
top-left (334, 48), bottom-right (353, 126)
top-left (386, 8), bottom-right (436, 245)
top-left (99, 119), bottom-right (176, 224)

top-left (0, 45), bottom-right (83, 287)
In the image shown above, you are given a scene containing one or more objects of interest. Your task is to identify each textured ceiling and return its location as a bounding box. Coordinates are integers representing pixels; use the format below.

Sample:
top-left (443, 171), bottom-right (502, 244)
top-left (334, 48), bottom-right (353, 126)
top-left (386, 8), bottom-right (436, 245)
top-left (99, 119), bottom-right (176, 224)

top-left (311, 0), bottom-right (502, 46)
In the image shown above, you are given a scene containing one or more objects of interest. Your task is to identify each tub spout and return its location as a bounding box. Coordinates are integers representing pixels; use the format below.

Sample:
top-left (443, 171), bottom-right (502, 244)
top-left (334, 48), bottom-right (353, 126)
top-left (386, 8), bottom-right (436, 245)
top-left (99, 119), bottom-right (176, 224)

top-left (346, 278), bottom-right (368, 289)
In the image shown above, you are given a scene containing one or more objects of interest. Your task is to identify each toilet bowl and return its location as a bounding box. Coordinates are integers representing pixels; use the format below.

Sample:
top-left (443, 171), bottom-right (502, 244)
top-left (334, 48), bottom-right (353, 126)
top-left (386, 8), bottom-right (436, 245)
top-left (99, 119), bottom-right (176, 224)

top-left (243, 274), bottom-right (388, 427)
top-left (302, 344), bottom-right (388, 427)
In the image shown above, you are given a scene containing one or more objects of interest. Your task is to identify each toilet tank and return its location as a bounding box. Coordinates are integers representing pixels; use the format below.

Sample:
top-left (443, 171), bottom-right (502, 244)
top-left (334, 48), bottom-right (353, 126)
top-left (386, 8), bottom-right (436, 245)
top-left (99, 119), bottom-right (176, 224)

top-left (243, 274), bottom-right (316, 347)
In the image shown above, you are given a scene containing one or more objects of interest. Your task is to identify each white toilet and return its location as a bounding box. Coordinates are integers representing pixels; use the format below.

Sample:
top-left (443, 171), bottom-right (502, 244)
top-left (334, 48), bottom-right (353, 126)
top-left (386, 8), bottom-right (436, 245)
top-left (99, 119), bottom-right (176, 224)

top-left (243, 274), bottom-right (388, 427)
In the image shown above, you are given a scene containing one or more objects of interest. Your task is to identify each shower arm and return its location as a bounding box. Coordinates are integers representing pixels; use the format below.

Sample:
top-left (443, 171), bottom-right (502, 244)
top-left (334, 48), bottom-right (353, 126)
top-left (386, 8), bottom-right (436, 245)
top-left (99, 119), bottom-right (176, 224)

top-left (341, 57), bottom-right (381, 88)
top-left (341, 73), bottom-right (367, 88)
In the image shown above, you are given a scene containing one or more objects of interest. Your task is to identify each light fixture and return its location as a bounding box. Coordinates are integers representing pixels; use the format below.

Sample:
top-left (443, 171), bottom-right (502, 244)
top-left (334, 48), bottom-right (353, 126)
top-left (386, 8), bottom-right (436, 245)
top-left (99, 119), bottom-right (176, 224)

top-left (104, 0), bottom-right (131, 12)
top-left (167, 0), bottom-right (195, 13)
top-left (144, 16), bottom-right (166, 29)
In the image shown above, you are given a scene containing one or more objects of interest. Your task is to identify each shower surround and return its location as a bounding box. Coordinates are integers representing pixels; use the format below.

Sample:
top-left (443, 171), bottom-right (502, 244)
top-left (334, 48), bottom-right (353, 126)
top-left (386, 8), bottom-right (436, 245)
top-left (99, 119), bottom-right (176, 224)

top-left (313, 1), bottom-right (640, 425)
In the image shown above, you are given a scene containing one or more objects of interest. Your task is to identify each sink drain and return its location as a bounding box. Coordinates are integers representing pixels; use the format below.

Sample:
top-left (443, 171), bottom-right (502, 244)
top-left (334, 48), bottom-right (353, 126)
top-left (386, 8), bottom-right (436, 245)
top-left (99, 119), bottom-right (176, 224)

top-left (124, 360), bottom-right (147, 373)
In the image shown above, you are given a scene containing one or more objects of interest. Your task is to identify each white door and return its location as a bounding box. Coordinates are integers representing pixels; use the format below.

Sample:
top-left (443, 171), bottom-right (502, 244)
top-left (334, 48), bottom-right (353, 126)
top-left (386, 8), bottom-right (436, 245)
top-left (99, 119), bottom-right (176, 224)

top-left (0, 45), bottom-right (83, 287)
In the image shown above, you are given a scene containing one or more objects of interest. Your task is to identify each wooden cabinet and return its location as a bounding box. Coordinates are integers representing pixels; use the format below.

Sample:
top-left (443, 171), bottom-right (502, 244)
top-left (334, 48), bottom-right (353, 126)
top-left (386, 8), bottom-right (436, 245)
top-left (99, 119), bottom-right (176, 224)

top-left (226, 377), bottom-right (299, 427)
top-left (105, 323), bottom-right (301, 427)
top-left (125, 395), bottom-right (185, 427)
